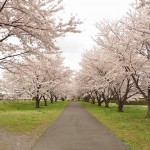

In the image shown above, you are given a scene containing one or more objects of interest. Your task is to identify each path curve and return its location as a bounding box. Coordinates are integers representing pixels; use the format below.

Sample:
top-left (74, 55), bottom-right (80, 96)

top-left (32, 102), bottom-right (130, 150)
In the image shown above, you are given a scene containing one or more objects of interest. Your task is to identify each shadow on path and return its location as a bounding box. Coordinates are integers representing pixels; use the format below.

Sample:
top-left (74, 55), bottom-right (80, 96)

top-left (32, 102), bottom-right (130, 150)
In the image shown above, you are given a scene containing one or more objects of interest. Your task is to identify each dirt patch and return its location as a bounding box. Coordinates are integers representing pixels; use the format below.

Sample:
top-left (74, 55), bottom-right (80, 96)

top-left (0, 128), bottom-right (34, 150)
top-left (0, 123), bottom-right (52, 150)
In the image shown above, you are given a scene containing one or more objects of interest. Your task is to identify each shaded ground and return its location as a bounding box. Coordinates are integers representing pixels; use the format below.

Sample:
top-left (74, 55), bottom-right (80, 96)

top-left (0, 123), bottom-right (56, 150)
top-left (0, 123), bottom-right (53, 150)
top-left (0, 128), bottom-right (33, 150)
top-left (32, 102), bottom-right (130, 150)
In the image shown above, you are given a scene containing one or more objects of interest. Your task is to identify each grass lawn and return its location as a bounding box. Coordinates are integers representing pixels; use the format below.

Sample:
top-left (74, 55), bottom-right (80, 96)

top-left (80, 101), bottom-right (150, 150)
top-left (0, 100), bottom-right (69, 134)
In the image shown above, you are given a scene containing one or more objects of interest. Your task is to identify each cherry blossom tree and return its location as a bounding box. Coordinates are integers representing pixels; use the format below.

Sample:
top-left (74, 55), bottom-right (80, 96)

top-left (95, 20), bottom-right (142, 111)
top-left (76, 18), bottom-right (148, 112)
top-left (0, 0), bottom-right (81, 69)
top-left (122, 0), bottom-right (150, 116)
top-left (75, 49), bottom-right (114, 107)
top-left (0, 0), bottom-right (81, 108)
top-left (1, 53), bottom-right (73, 108)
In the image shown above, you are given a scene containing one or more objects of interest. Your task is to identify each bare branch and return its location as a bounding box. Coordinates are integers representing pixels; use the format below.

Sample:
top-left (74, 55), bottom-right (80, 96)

top-left (0, 32), bottom-right (13, 42)
top-left (0, 51), bottom-right (30, 61)
top-left (0, 0), bottom-right (8, 12)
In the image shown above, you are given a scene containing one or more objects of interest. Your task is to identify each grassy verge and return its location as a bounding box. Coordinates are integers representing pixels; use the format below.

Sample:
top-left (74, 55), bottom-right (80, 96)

top-left (0, 100), bottom-right (69, 133)
top-left (80, 101), bottom-right (150, 150)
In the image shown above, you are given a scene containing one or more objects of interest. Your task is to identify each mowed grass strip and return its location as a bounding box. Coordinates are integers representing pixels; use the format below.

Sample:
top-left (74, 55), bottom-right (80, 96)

top-left (0, 100), bottom-right (69, 133)
top-left (80, 101), bottom-right (150, 150)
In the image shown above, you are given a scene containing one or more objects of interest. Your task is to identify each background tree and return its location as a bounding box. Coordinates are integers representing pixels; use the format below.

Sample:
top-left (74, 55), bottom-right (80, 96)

top-left (123, 0), bottom-right (150, 116)
top-left (1, 54), bottom-right (72, 108)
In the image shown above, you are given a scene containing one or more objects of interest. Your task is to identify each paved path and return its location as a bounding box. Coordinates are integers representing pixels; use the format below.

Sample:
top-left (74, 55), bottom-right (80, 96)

top-left (32, 102), bottom-right (130, 150)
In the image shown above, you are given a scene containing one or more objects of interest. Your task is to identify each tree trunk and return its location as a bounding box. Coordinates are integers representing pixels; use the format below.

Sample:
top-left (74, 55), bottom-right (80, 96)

top-left (44, 100), bottom-right (48, 106)
top-left (50, 97), bottom-right (53, 103)
top-left (118, 101), bottom-right (124, 112)
top-left (97, 99), bottom-right (101, 106)
top-left (43, 97), bottom-right (48, 106)
top-left (55, 96), bottom-right (57, 102)
top-left (35, 97), bottom-right (40, 108)
top-left (102, 92), bottom-right (108, 107)
top-left (147, 86), bottom-right (150, 117)
top-left (85, 97), bottom-right (89, 102)
top-left (91, 98), bottom-right (95, 104)
top-left (61, 97), bottom-right (65, 101)
top-left (132, 74), bottom-right (149, 116)
top-left (105, 101), bottom-right (109, 108)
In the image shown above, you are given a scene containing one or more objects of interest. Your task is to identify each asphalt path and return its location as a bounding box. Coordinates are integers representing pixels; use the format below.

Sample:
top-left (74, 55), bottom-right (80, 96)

top-left (32, 102), bottom-right (130, 150)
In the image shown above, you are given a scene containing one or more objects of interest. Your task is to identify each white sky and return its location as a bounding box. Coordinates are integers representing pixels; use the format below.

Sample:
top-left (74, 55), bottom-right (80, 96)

top-left (57, 0), bottom-right (133, 71)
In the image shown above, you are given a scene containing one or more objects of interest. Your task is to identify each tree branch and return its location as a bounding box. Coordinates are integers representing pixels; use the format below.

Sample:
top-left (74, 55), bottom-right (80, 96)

top-left (0, 32), bottom-right (13, 42)
top-left (0, 51), bottom-right (30, 61)
top-left (0, 0), bottom-right (8, 12)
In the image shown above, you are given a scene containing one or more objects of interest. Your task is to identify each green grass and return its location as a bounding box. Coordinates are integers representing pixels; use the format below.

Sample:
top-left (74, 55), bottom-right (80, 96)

top-left (80, 101), bottom-right (150, 150)
top-left (0, 100), bottom-right (69, 134)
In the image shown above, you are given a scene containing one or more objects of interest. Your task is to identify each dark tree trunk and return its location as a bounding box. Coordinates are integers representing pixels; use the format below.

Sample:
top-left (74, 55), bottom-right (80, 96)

top-left (35, 83), bottom-right (41, 108)
top-left (55, 96), bottom-right (57, 102)
top-left (132, 75), bottom-right (150, 116)
top-left (85, 97), bottom-right (89, 102)
top-left (147, 86), bottom-right (150, 117)
top-left (105, 101), bottom-right (109, 108)
top-left (61, 97), bottom-right (65, 101)
top-left (43, 97), bottom-right (48, 106)
top-left (101, 92), bottom-right (109, 108)
top-left (35, 97), bottom-right (40, 108)
top-left (50, 97), bottom-right (53, 103)
top-left (91, 98), bottom-right (95, 104)
top-left (44, 100), bottom-right (48, 106)
top-left (118, 101), bottom-right (124, 112)
top-left (97, 99), bottom-right (101, 106)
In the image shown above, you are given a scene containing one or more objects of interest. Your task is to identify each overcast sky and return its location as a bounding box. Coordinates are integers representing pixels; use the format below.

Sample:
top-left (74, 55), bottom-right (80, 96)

top-left (57, 0), bottom-right (133, 71)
